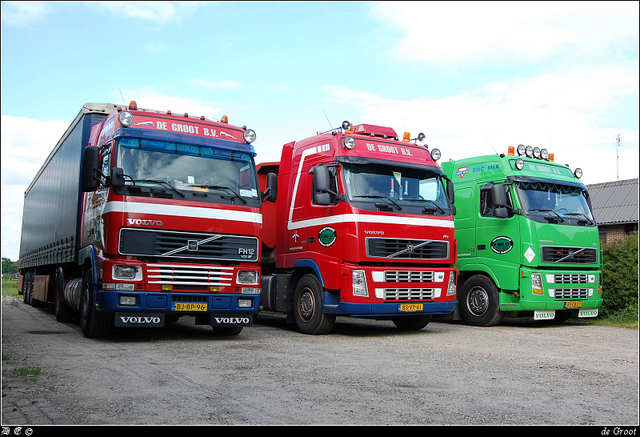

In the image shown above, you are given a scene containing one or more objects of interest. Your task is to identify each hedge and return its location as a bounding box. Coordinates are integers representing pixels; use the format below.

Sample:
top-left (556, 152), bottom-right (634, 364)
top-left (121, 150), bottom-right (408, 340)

top-left (601, 234), bottom-right (638, 319)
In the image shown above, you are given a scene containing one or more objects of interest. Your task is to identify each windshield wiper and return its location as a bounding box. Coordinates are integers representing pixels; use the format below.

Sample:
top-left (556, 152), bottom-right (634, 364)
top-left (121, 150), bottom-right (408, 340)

top-left (528, 209), bottom-right (564, 222)
top-left (353, 195), bottom-right (402, 211)
top-left (564, 212), bottom-right (594, 225)
top-left (196, 185), bottom-right (247, 204)
top-left (132, 179), bottom-right (185, 198)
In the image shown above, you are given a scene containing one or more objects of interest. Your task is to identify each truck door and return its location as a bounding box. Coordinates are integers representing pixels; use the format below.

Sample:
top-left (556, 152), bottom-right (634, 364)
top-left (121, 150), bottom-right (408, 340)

top-left (474, 183), bottom-right (521, 289)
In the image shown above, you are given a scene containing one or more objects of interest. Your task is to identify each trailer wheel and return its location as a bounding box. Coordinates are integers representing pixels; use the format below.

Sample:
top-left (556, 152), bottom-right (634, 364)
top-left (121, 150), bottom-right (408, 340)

top-left (459, 275), bottom-right (504, 326)
top-left (54, 269), bottom-right (74, 323)
top-left (80, 269), bottom-right (111, 338)
top-left (392, 315), bottom-right (432, 330)
top-left (293, 274), bottom-right (335, 335)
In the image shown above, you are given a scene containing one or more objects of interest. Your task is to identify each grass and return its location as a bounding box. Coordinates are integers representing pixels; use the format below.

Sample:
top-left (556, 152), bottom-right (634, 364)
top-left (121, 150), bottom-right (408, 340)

top-left (2, 277), bottom-right (19, 297)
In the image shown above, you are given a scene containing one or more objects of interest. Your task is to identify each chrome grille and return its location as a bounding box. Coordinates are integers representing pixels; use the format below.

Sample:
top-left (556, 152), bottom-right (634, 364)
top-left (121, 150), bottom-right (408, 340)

top-left (551, 274), bottom-right (588, 284)
top-left (147, 264), bottom-right (234, 287)
top-left (552, 288), bottom-right (589, 299)
top-left (384, 271), bottom-right (435, 282)
top-left (382, 288), bottom-right (438, 301)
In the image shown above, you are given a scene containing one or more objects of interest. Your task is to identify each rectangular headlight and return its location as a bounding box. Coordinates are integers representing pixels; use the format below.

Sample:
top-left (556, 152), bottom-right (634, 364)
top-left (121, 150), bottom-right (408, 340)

top-left (237, 270), bottom-right (259, 285)
top-left (531, 273), bottom-right (543, 295)
top-left (113, 265), bottom-right (141, 281)
top-left (238, 298), bottom-right (253, 308)
top-left (352, 270), bottom-right (368, 297)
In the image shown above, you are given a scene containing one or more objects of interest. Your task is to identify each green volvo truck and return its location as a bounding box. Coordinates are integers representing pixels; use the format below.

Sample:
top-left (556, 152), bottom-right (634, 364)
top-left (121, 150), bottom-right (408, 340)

top-left (442, 145), bottom-right (603, 326)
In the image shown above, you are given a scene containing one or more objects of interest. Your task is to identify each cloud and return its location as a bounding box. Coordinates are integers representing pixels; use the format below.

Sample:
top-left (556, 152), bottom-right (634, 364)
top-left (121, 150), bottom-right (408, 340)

top-left (323, 63), bottom-right (638, 184)
top-left (370, 2), bottom-right (639, 65)
top-left (94, 1), bottom-right (207, 23)
top-left (116, 88), bottom-right (226, 121)
top-left (1, 2), bottom-right (49, 25)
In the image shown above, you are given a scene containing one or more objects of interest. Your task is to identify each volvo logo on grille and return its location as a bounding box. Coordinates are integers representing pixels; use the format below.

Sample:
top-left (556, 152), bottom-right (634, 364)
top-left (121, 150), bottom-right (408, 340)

top-left (188, 240), bottom-right (199, 251)
top-left (406, 244), bottom-right (415, 253)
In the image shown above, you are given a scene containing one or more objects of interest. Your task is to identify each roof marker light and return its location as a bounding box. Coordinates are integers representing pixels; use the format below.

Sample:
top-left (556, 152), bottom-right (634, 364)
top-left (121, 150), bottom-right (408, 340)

top-left (243, 129), bottom-right (256, 143)
top-left (540, 148), bottom-right (549, 160)
top-left (525, 146), bottom-right (533, 157)
top-left (403, 132), bottom-right (410, 142)
top-left (221, 115), bottom-right (228, 124)
top-left (344, 136), bottom-right (356, 150)
top-left (167, 110), bottom-right (172, 115)
top-left (184, 113), bottom-right (189, 117)
top-left (342, 120), bottom-right (353, 133)
top-left (549, 153), bottom-right (554, 162)
top-left (118, 111), bottom-right (134, 127)
top-left (128, 101), bottom-right (138, 110)
top-left (508, 146), bottom-right (515, 156)
top-left (200, 115), bottom-right (205, 120)
top-left (533, 147), bottom-right (541, 158)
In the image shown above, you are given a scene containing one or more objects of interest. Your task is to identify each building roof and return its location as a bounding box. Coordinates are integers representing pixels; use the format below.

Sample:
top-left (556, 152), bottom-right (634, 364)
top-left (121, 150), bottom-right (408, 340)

top-left (587, 178), bottom-right (638, 225)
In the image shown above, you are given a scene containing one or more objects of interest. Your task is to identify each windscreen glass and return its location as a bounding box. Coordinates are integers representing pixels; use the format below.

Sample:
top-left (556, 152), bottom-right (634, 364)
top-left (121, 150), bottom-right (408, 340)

top-left (515, 181), bottom-right (595, 225)
top-left (115, 138), bottom-right (259, 205)
top-left (342, 163), bottom-right (450, 215)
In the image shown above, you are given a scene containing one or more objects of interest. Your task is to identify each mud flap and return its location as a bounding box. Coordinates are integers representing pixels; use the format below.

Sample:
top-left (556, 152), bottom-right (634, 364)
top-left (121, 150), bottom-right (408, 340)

top-left (114, 313), bottom-right (165, 328)
top-left (210, 314), bottom-right (253, 328)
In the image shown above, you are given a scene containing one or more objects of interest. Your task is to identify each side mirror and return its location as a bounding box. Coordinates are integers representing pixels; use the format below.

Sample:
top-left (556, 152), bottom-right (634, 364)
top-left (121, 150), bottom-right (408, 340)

top-left (81, 146), bottom-right (100, 192)
top-left (263, 172), bottom-right (278, 203)
top-left (491, 183), bottom-right (511, 218)
top-left (446, 179), bottom-right (455, 205)
top-left (111, 167), bottom-right (126, 188)
top-left (491, 183), bottom-right (509, 207)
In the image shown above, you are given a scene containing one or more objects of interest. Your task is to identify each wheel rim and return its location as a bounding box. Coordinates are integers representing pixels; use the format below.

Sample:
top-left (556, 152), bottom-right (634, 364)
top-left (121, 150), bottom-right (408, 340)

top-left (467, 286), bottom-right (489, 316)
top-left (298, 287), bottom-right (316, 322)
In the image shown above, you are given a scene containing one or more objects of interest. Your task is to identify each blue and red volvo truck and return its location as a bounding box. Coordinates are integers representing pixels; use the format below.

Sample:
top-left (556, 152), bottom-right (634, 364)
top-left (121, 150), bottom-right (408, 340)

top-left (18, 102), bottom-right (263, 337)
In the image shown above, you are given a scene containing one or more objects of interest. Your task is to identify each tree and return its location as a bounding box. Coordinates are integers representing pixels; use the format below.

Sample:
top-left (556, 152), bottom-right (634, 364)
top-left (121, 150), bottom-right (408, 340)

top-left (2, 257), bottom-right (19, 275)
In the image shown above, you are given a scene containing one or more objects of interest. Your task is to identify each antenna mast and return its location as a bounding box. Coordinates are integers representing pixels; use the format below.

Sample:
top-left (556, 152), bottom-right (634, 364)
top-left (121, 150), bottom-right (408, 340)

top-left (616, 133), bottom-right (620, 181)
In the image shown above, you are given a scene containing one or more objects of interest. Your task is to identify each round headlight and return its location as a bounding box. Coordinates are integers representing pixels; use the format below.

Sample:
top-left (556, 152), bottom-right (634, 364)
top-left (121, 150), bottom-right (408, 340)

top-left (533, 147), bottom-right (541, 158)
top-left (344, 136), bottom-right (356, 150)
top-left (515, 158), bottom-right (524, 170)
top-left (525, 146), bottom-right (533, 157)
top-left (574, 168), bottom-right (583, 179)
top-left (540, 148), bottom-right (549, 160)
top-left (430, 148), bottom-right (441, 161)
top-left (517, 144), bottom-right (526, 156)
top-left (342, 120), bottom-right (352, 131)
top-left (118, 111), bottom-right (134, 127)
top-left (417, 132), bottom-right (425, 142)
top-left (243, 129), bottom-right (256, 143)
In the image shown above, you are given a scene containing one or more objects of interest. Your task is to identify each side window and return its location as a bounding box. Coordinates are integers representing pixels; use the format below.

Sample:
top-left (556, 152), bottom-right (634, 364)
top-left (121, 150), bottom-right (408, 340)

top-left (99, 145), bottom-right (112, 192)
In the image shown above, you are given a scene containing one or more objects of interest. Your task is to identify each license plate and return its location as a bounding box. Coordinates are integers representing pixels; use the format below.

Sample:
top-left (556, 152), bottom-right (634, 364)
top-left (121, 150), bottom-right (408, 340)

top-left (564, 301), bottom-right (582, 308)
top-left (399, 303), bottom-right (423, 312)
top-left (173, 302), bottom-right (208, 311)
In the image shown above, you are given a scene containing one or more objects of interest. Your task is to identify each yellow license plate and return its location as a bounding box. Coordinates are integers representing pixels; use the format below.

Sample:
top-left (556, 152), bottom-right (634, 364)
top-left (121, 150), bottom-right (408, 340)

top-left (399, 303), bottom-right (423, 312)
top-left (564, 301), bottom-right (582, 309)
top-left (173, 302), bottom-right (208, 311)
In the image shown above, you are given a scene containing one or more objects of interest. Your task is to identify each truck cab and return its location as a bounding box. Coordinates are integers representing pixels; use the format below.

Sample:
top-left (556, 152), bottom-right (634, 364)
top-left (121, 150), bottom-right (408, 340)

top-left (259, 121), bottom-right (458, 334)
top-left (442, 145), bottom-right (603, 326)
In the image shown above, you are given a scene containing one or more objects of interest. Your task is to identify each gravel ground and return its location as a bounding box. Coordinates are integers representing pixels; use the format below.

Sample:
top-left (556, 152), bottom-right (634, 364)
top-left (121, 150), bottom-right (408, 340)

top-left (1, 295), bottom-right (638, 426)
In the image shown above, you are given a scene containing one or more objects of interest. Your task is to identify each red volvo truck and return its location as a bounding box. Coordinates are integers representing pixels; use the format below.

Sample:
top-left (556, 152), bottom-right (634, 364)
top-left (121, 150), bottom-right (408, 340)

top-left (18, 102), bottom-right (263, 337)
top-left (257, 121), bottom-right (458, 334)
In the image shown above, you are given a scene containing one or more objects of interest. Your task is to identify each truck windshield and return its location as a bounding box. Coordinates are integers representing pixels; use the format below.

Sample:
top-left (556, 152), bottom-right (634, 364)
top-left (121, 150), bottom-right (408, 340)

top-left (342, 163), bottom-right (450, 215)
top-left (115, 138), bottom-right (259, 205)
top-left (515, 181), bottom-right (595, 225)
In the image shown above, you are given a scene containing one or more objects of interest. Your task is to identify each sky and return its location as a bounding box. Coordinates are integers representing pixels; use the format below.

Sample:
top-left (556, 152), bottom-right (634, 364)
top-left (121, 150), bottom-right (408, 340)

top-left (1, 1), bottom-right (638, 262)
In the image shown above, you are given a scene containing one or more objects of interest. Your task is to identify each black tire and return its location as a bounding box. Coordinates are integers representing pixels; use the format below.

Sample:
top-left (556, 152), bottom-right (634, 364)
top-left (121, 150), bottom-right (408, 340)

top-left (293, 274), bottom-right (335, 335)
top-left (392, 314), bottom-right (432, 330)
top-left (213, 326), bottom-right (243, 335)
top-left (54, 269), bottom-right (75, 323)
top-left (23, 271), bottom-right (33, 304)
top-left (80, 269), bottom-right (111, 338)
top-left (459, 274), bottom-right (505, 326)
